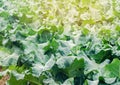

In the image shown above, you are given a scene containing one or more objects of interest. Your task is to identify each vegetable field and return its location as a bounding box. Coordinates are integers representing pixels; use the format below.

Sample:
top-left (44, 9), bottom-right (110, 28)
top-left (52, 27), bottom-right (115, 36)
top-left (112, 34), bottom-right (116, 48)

top-left (1, 0), bottom-right (120, 85)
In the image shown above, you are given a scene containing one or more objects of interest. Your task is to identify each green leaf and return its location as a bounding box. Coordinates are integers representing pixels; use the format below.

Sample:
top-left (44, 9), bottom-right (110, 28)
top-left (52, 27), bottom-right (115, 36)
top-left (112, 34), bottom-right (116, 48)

top-left (62, 78), bottom-right (74, 85)
top-left (0, 11), bottom-right (10, 19)
top-left (91, 50), bottom-right (111, 63)
top-left (56, 56), bottom-right (75, 69)
top-left (98, 28), bottom-right (111, 40)
top-left (28, 28), bottom-right (36, 35)
top-left (66, 58), bottom-right (84, 77)
top-left (44, 57), bottom-right (55, 71)
top-left (11, 71), bottom-right (24, 80)
top-left (37, 29), bottom-right (52, 43)
top-left (31, 57), bottom-right (55, 77)
top-left (81, 0), bottom-right (90, 7)
top-left (84, 79), bottom-right (99, 85)
top-left (7, 73), bottom-right (27, 85)
top-left (31, 64), bottom-right (43, 77)
top-left (57, 56), bottom-right (85, 77)
top-left (115, 25), bottom-right (120, 33)
top-left (81, 28), bottom-right (90, 36)
top-left (0, 53), bottom-right (19, 66)
top-left (0, 1), bottom-right (3, 7)
top-left (43, 78), bottom-right (59, 85)
top-left (19, 14), bottom-right (33, 23)
top-left (104, 58), bottom-right (120, 78)
top-left (104, 77), bottom-right (116, 84)
top-left (58, 26), bottom-right (64, 34)
top-left (25, 74), bottom-right (45, 85)
top-left (44, 38), bottom-right (59, 54)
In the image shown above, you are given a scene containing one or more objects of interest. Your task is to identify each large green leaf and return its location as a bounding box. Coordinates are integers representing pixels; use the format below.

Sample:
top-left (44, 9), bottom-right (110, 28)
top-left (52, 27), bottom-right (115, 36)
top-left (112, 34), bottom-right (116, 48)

top-left (104, 58), bottom-right (120, 78)
top-left (66, 58), bottom-right (84, 77)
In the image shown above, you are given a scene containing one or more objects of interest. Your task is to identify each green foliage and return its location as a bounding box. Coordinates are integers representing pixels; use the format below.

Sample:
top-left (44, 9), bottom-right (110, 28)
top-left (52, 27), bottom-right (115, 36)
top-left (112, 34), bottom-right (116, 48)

top-left (104, 58), bottom-right (120, 78)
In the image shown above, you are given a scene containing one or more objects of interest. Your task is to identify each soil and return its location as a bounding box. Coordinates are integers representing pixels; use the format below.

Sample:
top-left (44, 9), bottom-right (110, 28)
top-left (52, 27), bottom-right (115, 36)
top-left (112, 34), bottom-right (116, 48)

top-left (0, 66), bottom-right (9, 85)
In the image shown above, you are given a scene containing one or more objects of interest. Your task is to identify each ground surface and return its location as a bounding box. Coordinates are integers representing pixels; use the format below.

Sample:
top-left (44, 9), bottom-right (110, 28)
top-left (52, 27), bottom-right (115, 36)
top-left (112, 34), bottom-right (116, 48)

top-left (0, 67), bottom-right (9, 85)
